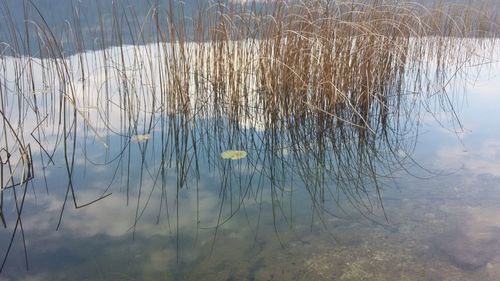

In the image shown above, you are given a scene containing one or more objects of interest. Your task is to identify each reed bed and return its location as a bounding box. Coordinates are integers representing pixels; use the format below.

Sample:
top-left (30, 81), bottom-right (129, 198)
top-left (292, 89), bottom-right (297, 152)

top-left (0, 0), bottom-right (498, 271)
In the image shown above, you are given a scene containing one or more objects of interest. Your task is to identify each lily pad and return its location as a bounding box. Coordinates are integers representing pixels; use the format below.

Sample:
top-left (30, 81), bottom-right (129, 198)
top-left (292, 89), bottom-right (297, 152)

top-left (131, 134), bottom-right (151, 142)
top-left (221, 150), bottom-right (247, 160)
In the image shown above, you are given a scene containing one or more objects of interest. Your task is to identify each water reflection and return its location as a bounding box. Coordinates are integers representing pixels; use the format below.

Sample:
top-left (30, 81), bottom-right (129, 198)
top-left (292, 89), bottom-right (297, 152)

top-left (0, 35), bottom-right (499, 281)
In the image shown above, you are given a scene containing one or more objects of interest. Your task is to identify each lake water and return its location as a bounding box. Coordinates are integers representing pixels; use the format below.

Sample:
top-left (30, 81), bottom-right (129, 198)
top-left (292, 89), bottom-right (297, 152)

top-left (0, 14), bottom-right (500, 281)
top-left (0, 46), bottom-right (498, 281)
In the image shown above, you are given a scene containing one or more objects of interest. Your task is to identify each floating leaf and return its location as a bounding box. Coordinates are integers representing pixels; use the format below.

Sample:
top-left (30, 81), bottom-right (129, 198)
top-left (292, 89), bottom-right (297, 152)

top-left (221, 150), bottom-right (247, 160)
top-left (131, 134), bottom-right (151, 142)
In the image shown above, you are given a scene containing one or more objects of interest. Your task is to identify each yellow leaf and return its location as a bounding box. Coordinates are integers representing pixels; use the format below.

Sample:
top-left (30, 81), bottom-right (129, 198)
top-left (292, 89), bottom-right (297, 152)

top-left (131, 134), bottom-right (151, 142)
top-left (221, 150), bottom-right (247, 160)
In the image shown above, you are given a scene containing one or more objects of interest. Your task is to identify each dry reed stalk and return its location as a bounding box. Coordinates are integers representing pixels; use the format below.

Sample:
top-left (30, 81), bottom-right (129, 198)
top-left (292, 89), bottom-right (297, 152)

top-left (0, 0), bottom-right (498, 271)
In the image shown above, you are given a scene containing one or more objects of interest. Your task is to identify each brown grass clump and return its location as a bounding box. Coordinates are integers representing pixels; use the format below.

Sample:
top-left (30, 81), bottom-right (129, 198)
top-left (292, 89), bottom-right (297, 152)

top-left (0, 0), bottom-right (496, 213)
top-left (0, 0), bottom-right (498, 271)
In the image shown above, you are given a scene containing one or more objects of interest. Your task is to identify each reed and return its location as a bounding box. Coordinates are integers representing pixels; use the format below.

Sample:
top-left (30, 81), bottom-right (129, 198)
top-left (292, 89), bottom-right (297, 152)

top-left (0, 0), bottom-right (498, 271)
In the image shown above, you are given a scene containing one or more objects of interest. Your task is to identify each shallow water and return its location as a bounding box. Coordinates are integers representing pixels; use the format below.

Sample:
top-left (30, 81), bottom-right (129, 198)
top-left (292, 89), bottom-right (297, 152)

top-left (0, 33), bottom-right (500, 281)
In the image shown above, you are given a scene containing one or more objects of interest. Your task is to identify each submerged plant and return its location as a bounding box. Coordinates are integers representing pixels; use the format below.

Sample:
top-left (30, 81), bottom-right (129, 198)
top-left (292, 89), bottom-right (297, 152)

top-left (0, 0), bottom-right (498, 273)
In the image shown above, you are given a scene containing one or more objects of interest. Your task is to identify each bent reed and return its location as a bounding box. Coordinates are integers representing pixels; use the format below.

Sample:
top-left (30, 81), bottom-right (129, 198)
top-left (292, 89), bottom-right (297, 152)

top-left (0, 0), bottom-right (497, 136)
top-left (0, 0), bottom-right (498, 271)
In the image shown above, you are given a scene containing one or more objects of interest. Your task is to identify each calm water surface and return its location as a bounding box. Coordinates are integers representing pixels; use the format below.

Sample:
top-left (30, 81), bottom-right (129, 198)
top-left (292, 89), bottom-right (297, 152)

top-left (0, 4), bottom-right (499, 277)
top-left (0, 54), bottom-right (498, 281)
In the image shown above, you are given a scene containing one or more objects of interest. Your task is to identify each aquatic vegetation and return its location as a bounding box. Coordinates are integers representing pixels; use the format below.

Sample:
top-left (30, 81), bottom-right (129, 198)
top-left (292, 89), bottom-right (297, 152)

top-left (0, 0), bottom-right (498, 275)
top-left (221, 150), bottom-right (247, 160)
top-left (131, 134), bottom-right (152, 142)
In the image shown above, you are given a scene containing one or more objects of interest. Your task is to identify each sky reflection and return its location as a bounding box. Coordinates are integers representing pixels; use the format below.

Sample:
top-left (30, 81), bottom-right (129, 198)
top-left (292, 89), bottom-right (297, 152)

top-left (0, 41), bottom-right (499, 280)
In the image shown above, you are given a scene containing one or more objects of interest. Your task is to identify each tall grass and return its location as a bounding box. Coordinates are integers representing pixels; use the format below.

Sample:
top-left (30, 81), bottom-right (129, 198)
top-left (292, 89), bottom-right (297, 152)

top-left (0, 0), bottom-right (498, 271)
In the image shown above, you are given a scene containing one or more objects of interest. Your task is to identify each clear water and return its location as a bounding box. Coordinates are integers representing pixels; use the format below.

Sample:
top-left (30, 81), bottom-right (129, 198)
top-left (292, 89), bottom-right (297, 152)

top-left (0, 5), bottom-right (499, 279)
top-left (0, 55), bottom-right (498, 281)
